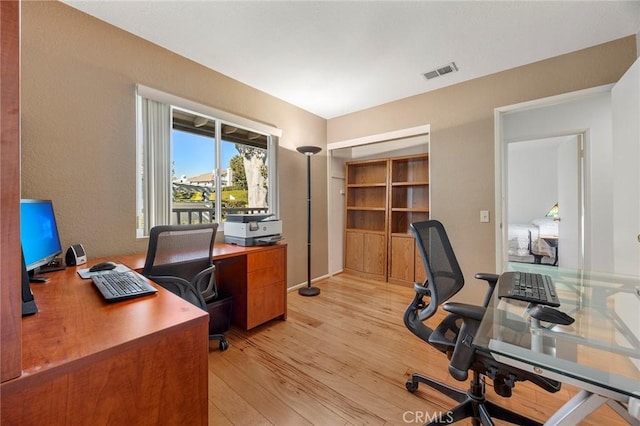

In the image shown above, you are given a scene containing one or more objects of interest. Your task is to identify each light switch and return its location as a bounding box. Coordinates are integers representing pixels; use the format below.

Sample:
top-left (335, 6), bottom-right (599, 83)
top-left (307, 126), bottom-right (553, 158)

top-left (480, 210), bottom-right (490, 223)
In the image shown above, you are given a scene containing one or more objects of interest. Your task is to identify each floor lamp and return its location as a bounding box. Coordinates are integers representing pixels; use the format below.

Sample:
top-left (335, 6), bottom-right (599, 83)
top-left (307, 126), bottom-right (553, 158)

top-left (297, 145), bottom-right (322, 296)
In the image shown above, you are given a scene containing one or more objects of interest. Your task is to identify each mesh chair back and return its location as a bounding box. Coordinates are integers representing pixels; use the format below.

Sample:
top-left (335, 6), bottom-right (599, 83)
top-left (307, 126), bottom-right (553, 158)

top-left (411, 220), bottom-right (464, 316)
top-left (142, 224), bottom-right (217, 281)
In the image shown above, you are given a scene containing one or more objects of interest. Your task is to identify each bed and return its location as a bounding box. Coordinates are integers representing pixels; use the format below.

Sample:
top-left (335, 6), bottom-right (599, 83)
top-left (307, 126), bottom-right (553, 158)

top-left (508, 217), bottom-right (558, 265)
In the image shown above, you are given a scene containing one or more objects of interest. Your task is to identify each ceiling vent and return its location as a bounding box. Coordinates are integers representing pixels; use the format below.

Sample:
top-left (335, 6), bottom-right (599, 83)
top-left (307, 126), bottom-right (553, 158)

top-left (423, 62), bottom-right (458, 80)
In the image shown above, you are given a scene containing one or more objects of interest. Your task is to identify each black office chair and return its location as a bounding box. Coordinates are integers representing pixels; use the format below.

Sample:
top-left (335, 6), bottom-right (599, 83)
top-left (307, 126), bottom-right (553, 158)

top-left (142, 223), bottom-right (230, 351)
top-left (404, 220), bottom-right (560, 426)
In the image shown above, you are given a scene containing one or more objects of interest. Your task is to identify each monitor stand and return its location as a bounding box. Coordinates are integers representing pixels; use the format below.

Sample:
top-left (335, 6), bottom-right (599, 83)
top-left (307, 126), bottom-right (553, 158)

top-left (38, 263), bottom-right (66, 273)
top-left (28, 263), bottom-right (65, 283)
top-left (28, 270), bottom-right (50, 283)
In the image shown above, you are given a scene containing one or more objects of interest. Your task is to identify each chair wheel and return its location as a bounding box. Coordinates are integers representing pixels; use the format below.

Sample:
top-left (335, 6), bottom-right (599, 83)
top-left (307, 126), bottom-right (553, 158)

top-left (219, 340), bottom-right (229, 351)
top-left (406, 380), bottom-right (418, 393)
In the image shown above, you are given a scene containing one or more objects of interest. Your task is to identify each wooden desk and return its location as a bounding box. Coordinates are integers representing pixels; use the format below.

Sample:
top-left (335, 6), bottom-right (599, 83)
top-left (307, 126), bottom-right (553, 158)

top-left (0, 266), bottom-right (209, 425)
top-left (119, 242), bottom-right (288, 331)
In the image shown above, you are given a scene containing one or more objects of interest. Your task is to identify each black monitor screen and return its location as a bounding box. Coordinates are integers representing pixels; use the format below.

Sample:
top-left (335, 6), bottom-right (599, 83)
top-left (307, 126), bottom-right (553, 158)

top-left (20, 199), bottom-right (63, 272)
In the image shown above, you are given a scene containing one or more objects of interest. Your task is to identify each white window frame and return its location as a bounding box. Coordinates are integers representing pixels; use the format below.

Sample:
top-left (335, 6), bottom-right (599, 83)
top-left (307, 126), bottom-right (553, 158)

top-left (136, 85), bottom-right (281, 237)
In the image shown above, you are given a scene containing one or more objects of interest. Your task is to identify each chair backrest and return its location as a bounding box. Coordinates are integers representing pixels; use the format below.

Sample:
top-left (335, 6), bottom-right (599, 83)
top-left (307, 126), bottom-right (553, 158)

top-left (411, 220), bottom-right (464, 319)
top-left (142, 223), bottom-right (217, 282)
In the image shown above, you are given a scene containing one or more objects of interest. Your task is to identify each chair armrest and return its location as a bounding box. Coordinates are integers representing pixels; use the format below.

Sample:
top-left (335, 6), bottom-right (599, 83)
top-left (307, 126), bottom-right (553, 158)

top-left (149, 275), bottom-right (207, 309)
top-left (475, 272), bottom-right (499, 307)
top-left (442, 302), bottom-right (485, 322)
top-left (475, 273), bottom-right (499, 286)
top-left (192, 265), bottom-right (217, 302)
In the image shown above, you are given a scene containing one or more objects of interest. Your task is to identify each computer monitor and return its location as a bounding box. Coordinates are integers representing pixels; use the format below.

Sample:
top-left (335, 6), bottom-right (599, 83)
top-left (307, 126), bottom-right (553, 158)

top-left (20, 199), bottom-right (63, 282)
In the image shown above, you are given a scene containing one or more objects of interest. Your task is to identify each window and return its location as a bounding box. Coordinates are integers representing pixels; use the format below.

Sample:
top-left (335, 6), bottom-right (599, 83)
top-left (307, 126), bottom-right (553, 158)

top-left (136, 86), bottom-right (280, 237)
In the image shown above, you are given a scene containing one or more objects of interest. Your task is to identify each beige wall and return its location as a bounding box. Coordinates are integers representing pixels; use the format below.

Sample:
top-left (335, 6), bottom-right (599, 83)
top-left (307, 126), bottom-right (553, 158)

top-left (327, 36), bottom-right (636, 303)
top-left (21, 1), bottom-right (637, 299)
top-left (20, 1), bottom-right (328, 288)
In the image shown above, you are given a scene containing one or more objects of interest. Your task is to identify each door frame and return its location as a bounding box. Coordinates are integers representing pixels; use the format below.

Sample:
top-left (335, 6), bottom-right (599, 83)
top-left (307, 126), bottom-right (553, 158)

top-left (494, 85), bottom-right (612, 272)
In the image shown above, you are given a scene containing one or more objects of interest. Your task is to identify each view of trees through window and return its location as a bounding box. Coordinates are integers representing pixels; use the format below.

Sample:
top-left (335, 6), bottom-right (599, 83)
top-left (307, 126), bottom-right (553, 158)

top-left (171, 110), bottom-right (269, 225)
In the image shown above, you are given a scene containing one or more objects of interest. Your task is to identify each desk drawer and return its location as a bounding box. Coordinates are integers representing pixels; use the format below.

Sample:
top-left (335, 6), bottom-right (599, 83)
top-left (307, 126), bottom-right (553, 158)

top-left (247, 246), bottom-right (285, 272)
top-left (248, 265), bottom-right (284, 289)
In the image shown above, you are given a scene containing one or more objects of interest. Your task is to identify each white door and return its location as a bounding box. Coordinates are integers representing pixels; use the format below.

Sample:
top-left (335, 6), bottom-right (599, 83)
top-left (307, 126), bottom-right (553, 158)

top-left (612, 57), bottom-right (640, 277)
top-left (556, 135), bottom-right (582, 269)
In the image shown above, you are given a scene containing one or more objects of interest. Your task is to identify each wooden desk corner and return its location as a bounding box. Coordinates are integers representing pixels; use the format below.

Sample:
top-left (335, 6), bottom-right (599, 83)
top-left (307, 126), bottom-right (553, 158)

top-left (0, 266), bottom-right (209, 425)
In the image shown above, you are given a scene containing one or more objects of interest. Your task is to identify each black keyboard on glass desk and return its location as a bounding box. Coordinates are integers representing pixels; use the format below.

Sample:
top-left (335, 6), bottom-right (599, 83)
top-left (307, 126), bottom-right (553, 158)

top-left (91, 271), bottom-right (157, 303)
top-left (498, 271), bottom-right (560, 307)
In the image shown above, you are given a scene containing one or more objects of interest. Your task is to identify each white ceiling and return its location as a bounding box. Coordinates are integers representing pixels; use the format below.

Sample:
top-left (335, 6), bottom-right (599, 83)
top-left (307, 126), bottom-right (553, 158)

top-left (62, 1), bottom-right (640, 119)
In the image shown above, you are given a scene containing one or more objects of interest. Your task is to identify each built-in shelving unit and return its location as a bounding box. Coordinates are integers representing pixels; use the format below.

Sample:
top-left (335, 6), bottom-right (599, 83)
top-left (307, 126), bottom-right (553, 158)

top-left (343, 154), bottom-right (429, 284)
top-left (344, 159), bottom-right (389, 280)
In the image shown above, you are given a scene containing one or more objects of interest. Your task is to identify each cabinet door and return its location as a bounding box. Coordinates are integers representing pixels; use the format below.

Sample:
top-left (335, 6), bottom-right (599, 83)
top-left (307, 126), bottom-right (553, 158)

top-left (390, 235), bottom-right (415, 282)
top-left (415, 244), bottom-right (426, 283)
top-left (362, 233), bottom-right (385, 276)
top-left (345, 231), bottom-right (364, 271)
top-left (247, 281), bottom-right (285, 329)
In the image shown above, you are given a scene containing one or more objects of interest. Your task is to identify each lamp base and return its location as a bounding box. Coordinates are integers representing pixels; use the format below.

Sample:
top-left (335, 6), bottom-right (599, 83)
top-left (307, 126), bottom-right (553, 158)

top-left (298, 286), bottom-right (320, 297)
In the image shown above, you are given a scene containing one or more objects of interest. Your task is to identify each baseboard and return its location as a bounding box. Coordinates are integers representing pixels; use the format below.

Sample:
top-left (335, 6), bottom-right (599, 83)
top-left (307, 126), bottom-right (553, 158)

top-left (288, 273), bottom-right (331, 292)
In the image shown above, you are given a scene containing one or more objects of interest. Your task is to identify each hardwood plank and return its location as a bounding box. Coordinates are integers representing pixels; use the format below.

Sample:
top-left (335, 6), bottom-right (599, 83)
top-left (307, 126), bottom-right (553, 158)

top-left (208, 273), bottom-right (628, 425)
top-left (208, 369), bottom-right (272, 425)
top-left (210, 351), bottom-right (315, 425)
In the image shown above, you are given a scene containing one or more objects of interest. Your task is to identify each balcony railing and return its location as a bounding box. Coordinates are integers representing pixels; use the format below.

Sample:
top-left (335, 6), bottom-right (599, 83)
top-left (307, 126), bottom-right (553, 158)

top-left (172, 206), bottom-right (269, 225)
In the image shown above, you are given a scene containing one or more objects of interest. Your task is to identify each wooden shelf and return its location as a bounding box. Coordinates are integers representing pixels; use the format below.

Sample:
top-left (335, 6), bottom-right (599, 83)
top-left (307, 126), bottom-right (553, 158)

top-left (346, 159), bottom-right (388, 185)
top-left (391, 181), bottom-right (429, 186)
top-left (347, 206), bottom-right (386, 211)
top-left (345, 228), bottom-right (385, 235)
top-left (347, 183), bottom-right (387, 188)
top-left (390, 232), bottom-right (413, 237)
top-left (391, 208), bottom-right (430, 212)
top-left (391, 154), bottom-right (429, 183)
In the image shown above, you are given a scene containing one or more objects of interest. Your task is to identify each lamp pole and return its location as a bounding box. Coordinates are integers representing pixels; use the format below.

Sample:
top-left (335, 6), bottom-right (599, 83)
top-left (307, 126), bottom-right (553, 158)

top-left (296, 146), bottom-right (322, 297)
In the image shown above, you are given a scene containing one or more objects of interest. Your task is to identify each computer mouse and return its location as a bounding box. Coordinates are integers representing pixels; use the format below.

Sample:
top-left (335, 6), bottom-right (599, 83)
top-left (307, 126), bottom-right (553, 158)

top-left (529, 305), bottom-right (575, 326)
top-left (89, 261), bottom-right (117, 272)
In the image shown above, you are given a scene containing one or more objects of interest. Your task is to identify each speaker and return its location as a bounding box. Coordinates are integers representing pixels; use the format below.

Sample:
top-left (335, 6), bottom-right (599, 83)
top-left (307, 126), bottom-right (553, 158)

top-left (65, 244), bottom-right (87, 266)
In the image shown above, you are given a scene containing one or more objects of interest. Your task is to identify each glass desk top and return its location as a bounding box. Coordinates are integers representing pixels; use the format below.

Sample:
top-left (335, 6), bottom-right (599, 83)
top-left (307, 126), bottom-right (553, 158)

top-left (474, 264), bottom-right (640, 401)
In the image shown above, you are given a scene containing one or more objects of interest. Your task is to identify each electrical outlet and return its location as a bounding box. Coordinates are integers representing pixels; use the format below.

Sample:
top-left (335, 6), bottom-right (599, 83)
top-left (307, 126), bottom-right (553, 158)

top-left (480, 210), bottom-right (490, 223)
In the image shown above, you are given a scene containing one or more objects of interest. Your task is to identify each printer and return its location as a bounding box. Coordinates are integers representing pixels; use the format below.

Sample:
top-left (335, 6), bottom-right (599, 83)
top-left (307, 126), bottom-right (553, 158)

top-left (224, 213), bottom-right (283, 246)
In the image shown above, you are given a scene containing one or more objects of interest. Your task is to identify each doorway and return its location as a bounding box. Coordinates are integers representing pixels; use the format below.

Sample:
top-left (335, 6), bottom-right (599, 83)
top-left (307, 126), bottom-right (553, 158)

top-left (494, 85), bottom-right (614, 273)
top-left (506, 134), bottom-right (584, 270)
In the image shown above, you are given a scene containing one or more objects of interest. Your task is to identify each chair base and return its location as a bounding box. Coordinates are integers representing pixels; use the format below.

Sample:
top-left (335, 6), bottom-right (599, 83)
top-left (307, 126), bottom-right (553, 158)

top-left (406, 371), bottom-right (542, 426)
top-left (209, 333), bottom-right (229, 351)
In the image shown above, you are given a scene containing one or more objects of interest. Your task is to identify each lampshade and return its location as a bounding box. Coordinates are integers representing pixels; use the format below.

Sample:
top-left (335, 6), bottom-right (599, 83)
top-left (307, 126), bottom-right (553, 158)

top-left (296, 146), bottom-right (322, 156)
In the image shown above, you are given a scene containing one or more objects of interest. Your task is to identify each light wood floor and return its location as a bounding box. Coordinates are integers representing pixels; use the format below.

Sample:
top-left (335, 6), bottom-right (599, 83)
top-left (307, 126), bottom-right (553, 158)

top-left (208, 273), bottom-right (626, 425)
